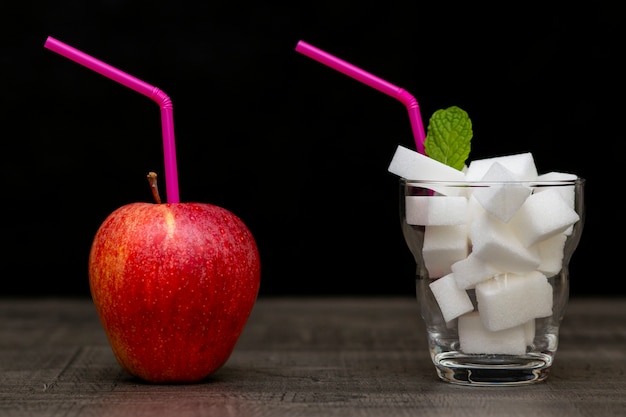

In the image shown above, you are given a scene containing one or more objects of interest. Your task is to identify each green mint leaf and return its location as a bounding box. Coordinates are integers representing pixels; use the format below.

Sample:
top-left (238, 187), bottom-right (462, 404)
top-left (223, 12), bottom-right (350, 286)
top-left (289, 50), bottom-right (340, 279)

top-left (424, 106), bottom-right (472, 171)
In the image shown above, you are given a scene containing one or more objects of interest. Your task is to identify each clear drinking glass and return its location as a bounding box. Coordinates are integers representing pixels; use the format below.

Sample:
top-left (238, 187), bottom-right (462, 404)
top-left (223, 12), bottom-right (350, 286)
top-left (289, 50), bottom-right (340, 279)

top-left (400, 178), bottom-right (585, 386)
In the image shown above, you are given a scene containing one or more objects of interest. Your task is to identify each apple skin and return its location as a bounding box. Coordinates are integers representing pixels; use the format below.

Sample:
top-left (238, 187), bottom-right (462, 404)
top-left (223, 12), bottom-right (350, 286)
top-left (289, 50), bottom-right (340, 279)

top-left (88, 202), bottom-right (261, 383)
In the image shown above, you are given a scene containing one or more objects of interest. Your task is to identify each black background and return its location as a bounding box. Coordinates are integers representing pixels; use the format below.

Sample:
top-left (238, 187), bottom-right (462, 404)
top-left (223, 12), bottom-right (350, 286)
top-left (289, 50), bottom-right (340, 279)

top-left (1, 1), bottom-right (622, 298)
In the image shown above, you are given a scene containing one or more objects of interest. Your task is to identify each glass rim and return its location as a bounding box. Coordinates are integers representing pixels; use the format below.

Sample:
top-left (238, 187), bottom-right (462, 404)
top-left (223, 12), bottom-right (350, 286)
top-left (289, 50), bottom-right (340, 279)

top-left (400, 177), bottom-right (585, 187)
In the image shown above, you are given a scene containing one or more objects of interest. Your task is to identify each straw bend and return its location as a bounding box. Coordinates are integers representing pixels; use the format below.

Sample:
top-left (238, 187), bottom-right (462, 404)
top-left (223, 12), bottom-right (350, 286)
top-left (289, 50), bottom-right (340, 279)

top-left (44, 36), bottom-right (180, 203)
top-left (151, 87), bottom-right (173, 108)
top-left (295, 40), bottom-right (426, 155)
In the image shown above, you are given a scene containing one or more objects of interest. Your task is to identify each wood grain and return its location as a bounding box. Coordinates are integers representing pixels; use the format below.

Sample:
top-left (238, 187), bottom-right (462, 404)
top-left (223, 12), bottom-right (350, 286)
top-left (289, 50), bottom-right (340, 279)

top-left (1, 297), bottom-right (625, 416)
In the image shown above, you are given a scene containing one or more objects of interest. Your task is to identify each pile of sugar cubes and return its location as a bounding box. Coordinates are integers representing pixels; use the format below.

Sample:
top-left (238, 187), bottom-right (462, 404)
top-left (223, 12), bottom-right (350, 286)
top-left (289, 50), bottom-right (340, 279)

top-left (388, 145), bottom-right (580, 355)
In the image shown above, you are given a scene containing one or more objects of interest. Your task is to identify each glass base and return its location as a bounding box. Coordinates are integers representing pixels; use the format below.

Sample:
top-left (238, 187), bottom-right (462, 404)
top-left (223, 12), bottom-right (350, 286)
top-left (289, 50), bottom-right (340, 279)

top-left (433, 351), bottom-right (552, 386)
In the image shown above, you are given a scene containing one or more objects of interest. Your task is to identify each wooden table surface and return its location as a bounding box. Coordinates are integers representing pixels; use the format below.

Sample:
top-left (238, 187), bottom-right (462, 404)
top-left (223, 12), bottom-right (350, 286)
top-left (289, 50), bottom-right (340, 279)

top-left (1, 296), bottom-right (625, 417)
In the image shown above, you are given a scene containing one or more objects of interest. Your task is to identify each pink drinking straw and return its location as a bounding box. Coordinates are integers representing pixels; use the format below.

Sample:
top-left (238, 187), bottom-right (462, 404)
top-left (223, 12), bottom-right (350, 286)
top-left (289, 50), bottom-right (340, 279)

top-left (295, 40), bottom-right (426, 155)
top-left (44, 36), bottom-right (180, 203)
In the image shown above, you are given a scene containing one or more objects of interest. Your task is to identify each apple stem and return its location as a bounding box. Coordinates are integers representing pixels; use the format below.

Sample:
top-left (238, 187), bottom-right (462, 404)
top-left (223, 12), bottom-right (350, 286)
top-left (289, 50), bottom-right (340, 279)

top-left (147, 172), bottom-right (162, 204)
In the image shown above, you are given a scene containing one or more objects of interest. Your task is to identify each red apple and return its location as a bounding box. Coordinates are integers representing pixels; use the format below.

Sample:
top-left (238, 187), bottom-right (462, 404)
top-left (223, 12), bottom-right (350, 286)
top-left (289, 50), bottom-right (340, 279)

top-left (88, 185), bottom-right (261, 383)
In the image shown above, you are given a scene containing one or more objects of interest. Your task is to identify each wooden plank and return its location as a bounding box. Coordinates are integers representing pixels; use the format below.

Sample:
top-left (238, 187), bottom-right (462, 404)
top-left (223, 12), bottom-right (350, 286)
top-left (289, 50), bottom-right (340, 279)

top-left (1, 297), bottom-right (625, 416)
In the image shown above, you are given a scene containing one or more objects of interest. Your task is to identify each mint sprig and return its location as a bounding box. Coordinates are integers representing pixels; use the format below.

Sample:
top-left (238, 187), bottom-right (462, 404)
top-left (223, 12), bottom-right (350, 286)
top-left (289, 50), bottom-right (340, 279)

top-left (424, 106), bottom-right (472, 171)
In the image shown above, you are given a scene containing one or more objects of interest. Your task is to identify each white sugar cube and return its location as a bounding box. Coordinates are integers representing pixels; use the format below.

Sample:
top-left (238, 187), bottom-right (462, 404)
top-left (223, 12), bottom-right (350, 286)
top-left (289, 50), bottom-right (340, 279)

top-left (423, 225), bottom-right (469, 278)
top-left (471, 162), bottom-right (532, 222)
top-left (536, 171), bottom-right (578, 206)
top-left (458, 312), bottom-right (527, 355)
top-left (388, 145), bottom-right (466, 181)
top-left (534, 233), bottom-right (567, 276)
top-left (509, 189), bottom-right (580, 247)
top-left (470, 212), bottom-right (541, 273)
top-left (388, 145), bottom-right (466, 195)
top-left (405, 196), bottom-right (468, 225)
top-left (534, 172), bottom-right (578, 235)
top-left (451, 254), bottom-right (502, 290)
top-left (429, 274), bottom-right (475, 323)
top-left (467, 194), bottom-right (487, 225)
top-left (475, 271), bottom-right (553, 331)
top-left (537, 172), bottom-right (577, 180)
top-left (465, 152), bottom-right (538, 181)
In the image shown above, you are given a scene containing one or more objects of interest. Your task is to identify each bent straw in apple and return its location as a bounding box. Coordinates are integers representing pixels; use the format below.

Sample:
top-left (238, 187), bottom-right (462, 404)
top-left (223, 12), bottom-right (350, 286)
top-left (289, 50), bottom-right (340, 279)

top-left (295, 40), bottom-right (426, 155)
top-left (44, 36), bottom-right (180, 203)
